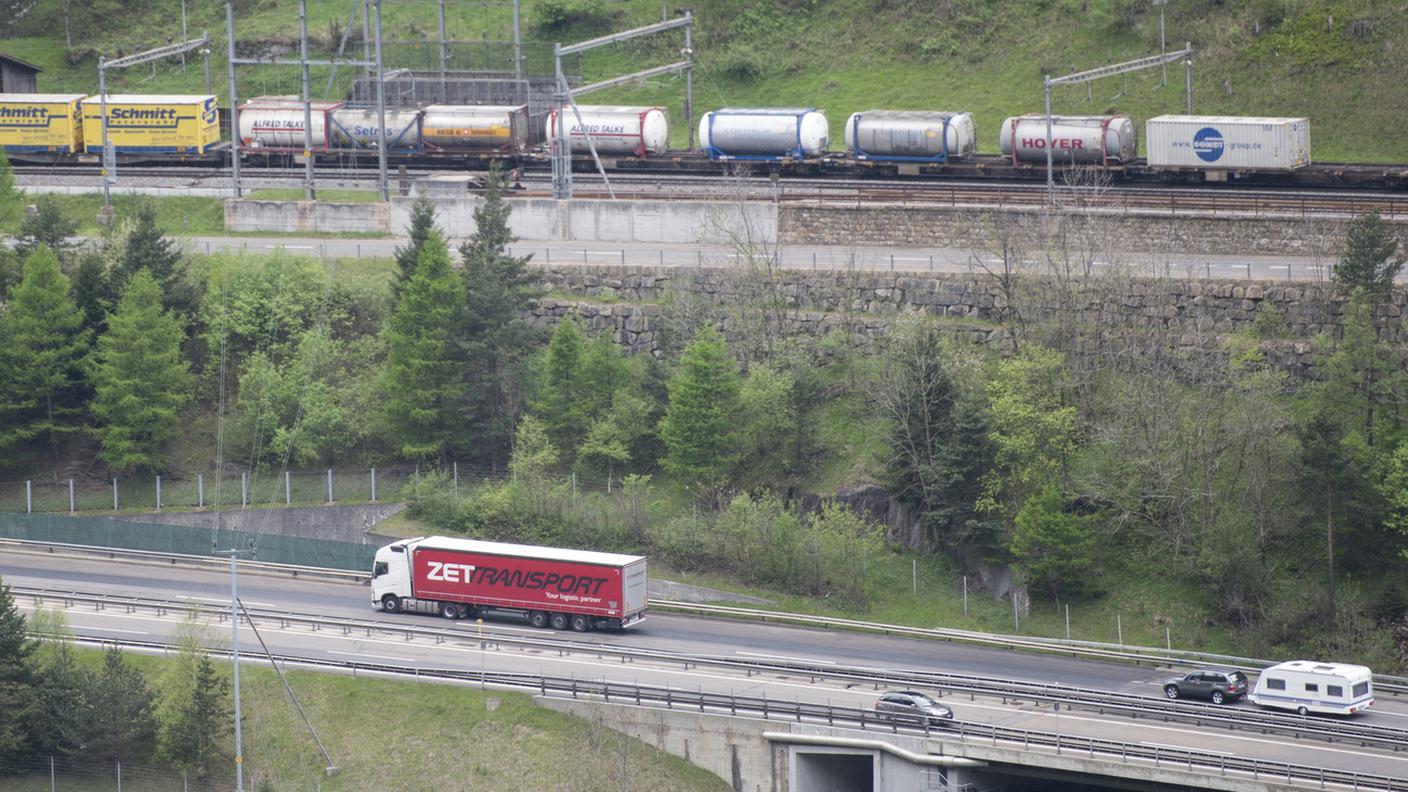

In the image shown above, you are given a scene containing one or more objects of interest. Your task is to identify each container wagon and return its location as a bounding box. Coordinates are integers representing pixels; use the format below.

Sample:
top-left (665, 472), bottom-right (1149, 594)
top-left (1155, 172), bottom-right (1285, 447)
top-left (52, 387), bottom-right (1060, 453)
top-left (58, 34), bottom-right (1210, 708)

top-left (370, 536), bottom-right (647, 631)
top-left (1249, 660), bottom-right (1373, 716)
top-left (1146, 115), bottom-right (1310, 177)
top-left (82, 94), bottom-right (220, 154)
top-left (0, 93), bottom-right (86, 155)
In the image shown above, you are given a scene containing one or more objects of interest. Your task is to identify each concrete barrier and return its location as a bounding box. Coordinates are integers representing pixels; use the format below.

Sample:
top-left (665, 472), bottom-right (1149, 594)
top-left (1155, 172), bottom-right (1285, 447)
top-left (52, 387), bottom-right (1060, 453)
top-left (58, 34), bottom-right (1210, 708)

top-left (224, 199), bottom-right (389, 234)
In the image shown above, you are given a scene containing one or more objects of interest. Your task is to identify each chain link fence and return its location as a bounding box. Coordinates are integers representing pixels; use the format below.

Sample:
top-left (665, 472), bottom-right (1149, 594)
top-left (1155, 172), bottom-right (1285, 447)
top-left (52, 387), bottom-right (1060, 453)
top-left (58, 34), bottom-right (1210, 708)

top-left (0, 756), bottom-right (237, 792)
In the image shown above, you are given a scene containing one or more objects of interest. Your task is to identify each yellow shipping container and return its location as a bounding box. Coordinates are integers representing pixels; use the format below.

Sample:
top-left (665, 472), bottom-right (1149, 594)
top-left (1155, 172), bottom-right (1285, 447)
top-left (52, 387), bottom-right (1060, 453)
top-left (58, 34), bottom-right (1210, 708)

top-left (0, 94), bottom-right (86, 154)
top-left (82, 94), bottom-right (220, 154)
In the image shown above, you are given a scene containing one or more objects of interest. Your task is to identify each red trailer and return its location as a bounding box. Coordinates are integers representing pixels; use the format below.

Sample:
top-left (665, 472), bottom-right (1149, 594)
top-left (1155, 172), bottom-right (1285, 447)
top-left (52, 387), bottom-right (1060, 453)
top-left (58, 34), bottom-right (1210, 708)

top-left (371, 536), bottom-right (647, 631)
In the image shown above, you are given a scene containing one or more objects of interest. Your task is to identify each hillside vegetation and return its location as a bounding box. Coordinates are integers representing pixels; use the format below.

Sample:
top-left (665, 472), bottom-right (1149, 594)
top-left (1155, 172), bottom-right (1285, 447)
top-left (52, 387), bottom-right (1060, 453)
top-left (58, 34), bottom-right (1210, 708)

top-left (3, 0), bottom-right (1407, 160)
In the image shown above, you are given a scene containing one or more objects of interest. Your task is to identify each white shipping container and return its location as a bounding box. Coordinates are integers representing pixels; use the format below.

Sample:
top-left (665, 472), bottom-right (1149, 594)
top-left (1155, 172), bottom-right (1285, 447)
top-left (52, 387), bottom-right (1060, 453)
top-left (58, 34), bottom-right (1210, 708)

top-left (1146, 115), bottom-right (1309, 171)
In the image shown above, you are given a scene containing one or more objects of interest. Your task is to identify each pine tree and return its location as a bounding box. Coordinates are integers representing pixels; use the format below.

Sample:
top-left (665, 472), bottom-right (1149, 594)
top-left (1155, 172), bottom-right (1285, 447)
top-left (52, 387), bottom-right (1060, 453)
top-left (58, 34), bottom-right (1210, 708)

top-left (91, 269), bottom-right (193, 472)
top-left (114, 202), bottom-right (191, 316)
top-left (163, 653), bottom-right (230, 778)
top-left (0, 247), bottom-right (19, 302)
top-left (1335, 211), bottom-right (1405, 299)
top-left (382, 230), bottom-right (466, 462)
top-left (0, 581), bottom-right (38, 768)
top-left (535, 316), bottom-right (587, 457)
top-left (1010, 485), bottom-right (1101, 603)
top-left (32, 641), bottom-right (93, 760)
top-left (14, 196), bottom-right (78, 262)
top-left (456, 162), bottom-right (542, 463)
top-left (658, 326), bottom-right (742, 496)
top-left (0, 245), bottom-right (90, 457)
top-left (392, 196), bottom-right (438, 298)
top-left (87, 647), bottom-right (157, 764)
top-left (71, 250), bottom-right (114, 340)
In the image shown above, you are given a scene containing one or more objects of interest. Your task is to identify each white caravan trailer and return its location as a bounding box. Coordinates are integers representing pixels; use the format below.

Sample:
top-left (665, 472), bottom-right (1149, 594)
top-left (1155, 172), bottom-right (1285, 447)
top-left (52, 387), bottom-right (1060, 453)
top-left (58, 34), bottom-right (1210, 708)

top-left (1249, 660), bottom-right (1374, 715)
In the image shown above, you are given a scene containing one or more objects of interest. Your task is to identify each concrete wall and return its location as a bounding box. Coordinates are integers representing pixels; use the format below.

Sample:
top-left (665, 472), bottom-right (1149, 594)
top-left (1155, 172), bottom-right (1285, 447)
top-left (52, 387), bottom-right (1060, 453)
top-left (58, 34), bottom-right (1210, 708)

top-left (224, 199), bottom-right (389, 234)
top-left (390, 195), bottom-right (779, 245)
top-left (114, 503), bottom-right (405, 544)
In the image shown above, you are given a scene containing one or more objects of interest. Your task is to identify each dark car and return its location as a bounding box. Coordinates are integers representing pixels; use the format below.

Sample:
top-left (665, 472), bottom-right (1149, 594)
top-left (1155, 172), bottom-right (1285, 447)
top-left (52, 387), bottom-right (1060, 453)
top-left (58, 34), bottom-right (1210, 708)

top-left (874, 691), bottom-right (954, 725)
top-left (1162, 669), bottom-right (1249, 705)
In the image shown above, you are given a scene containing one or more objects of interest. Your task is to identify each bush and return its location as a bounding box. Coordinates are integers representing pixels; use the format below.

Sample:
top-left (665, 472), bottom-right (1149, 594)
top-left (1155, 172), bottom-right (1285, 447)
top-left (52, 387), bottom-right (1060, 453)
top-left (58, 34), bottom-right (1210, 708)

top-left (533, 0), bottom-right (617, 36)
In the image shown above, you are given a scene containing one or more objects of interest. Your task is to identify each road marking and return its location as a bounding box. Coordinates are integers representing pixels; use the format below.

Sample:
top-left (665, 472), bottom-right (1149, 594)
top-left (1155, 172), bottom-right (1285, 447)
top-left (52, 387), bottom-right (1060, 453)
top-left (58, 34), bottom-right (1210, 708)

top-left (736, 651), bottom-right (836, 665)
top-left (327, 650), bottom-right (415, 663)
top-left (74, 626), bottom-right (148, 635)
top-left (190, 596), bottom-right (284, 609)
top-left (1140, 741), bottom-right (1233, 757)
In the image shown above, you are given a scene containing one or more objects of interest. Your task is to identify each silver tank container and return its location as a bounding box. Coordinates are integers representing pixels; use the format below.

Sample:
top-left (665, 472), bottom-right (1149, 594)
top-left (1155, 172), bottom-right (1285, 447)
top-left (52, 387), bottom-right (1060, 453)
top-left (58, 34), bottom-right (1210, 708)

top-left (845, 110), bottom-right (977, 159)
top-left (421, 104), bottom-right (529, 151)
top-left (237, 96), bottom-right (342, 149)
top-left (698, 108), bottom-right (830, 158)
top-left (999, 114), bottom-right (1136, 164)
top-left (329, 107), bottom-right (423, 150)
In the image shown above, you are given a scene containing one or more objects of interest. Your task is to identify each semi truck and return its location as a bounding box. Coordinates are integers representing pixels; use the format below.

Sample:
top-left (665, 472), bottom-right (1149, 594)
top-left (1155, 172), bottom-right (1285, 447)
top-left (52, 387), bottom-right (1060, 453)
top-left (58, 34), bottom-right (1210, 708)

top-left (370, 536), bottom-right (647, 632)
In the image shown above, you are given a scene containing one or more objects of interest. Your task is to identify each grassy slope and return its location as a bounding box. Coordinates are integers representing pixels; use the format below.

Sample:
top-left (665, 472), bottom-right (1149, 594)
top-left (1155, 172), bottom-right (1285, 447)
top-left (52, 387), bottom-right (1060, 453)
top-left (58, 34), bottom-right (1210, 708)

top-left (5, 0), bottom-right (1406, 161)
top-left (7, 646), bottom-right (728, 792)
top-left (2, 0), bottom-right (1408, 161)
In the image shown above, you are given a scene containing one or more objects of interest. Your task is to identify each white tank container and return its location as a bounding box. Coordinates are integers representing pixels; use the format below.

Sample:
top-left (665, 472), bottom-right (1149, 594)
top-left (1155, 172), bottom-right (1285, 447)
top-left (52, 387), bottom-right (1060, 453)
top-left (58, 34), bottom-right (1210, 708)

top-left (544, 105), bottom-right (668, 156)
top-left (844, 110), bottom-right (976, 160)
top-left (999, 114), bottom-right (1136, 164)
top-left (422, 104), bottom-right (529, 151)
top-left (1145, 115), bottom-right (1309, 171)
top-left (330, 107), bottom-right (423, 151)
top-left (698, 108), bottom-right (830, 158)
top-left (237, 96), bottom-right (343, 149)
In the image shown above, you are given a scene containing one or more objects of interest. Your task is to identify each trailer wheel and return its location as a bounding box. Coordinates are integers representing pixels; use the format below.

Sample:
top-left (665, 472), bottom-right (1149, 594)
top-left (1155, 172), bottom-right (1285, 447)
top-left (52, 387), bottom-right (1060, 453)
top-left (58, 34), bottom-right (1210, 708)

top-left (529, 610), bottom-right (549, 629)
top-left (549, 612), bottom-right (569, 631)
top-left (570, 614), bottom-right (591, 633)
top-left (381, 595), bottom-right (401, 613)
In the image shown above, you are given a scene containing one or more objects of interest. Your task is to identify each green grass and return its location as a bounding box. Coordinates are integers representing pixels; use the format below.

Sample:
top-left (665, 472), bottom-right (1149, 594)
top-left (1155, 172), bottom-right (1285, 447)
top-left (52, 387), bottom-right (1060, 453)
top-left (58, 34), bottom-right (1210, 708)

top-left (0, 193), bottom-right (225, 236)
top-left (8, 1), bottom-right (1404, 161)
top-left (7, 646), bottom-right (728, 792)
top-left (246, 188), bottom-right (382, 203)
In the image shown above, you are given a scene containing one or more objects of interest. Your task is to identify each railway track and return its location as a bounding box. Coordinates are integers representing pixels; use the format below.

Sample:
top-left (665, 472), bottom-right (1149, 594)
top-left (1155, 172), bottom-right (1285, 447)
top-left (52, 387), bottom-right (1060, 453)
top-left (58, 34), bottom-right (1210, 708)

top-left (15, 161), bottom-right (1408, 218)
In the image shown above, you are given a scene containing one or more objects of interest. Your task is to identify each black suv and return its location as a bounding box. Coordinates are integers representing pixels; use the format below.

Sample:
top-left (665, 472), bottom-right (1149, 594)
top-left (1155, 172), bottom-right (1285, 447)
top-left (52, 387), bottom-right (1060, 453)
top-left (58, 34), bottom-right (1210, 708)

top-left (1162, 669), bottom-right (1249, 705)
top-left (874, 691), bottom-right (954, 724)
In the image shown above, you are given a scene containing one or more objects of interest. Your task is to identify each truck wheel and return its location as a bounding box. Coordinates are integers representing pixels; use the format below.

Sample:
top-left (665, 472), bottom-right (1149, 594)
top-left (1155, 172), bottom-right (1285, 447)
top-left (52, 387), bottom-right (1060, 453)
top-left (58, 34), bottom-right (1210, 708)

top-left (529, 611), bottom-right (548, 629)
top-left (381, 595), bottom-right (401, 613)
top-left (570, 614), bottom-right (591, 633)
top-left (549, 612), bottom-right (569, 631)
top-left (441, 603), bottom-right (461, 620)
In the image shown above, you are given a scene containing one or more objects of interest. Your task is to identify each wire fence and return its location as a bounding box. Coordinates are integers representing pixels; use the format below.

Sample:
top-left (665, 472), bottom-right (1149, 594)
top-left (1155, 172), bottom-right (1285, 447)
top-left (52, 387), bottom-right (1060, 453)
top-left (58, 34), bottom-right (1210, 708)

top-left (0, 756), bottom-right (237, 792)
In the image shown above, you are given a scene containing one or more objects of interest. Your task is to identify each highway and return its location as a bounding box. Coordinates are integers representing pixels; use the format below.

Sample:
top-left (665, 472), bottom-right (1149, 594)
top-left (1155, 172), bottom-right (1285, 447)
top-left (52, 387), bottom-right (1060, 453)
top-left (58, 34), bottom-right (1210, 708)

top-left (185, 235), bottom-right (1338, 284)
top-left (5, 550), bottom-right (1408, 786)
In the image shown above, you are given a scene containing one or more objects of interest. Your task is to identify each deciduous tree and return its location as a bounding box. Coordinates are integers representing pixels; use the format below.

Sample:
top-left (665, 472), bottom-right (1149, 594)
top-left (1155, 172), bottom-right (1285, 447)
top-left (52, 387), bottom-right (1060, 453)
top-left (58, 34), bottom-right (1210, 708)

top-left (91, 270), bottom-right (193, 472)
top-left (1010, 485), bottom-right (1100, 603)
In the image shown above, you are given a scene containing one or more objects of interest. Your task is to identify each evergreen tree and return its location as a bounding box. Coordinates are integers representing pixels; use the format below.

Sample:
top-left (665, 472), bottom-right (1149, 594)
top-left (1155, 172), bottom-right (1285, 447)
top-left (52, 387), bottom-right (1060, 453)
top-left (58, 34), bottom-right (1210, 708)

top-left (0, 247), bottom-right (19, 302)
top-left (114, 202), bottom-right (192, 316)
top-left (163, 653), bottom-right (230, 778)
top-left (535, 316), bottom-right (587, 457)
top-left (1010, 485), bottom-right (1101, 603)
top-left (87, 647), bottom-right (157, 764)
top-left (91, 269), bottom-right (193, 472)
top-left (457, 162), bottom-right (542, 462)
top-left (1334, 211), bottom-right (1405, 299)
top-left (0, 245), bottom-right (90, 456)
top-left (32, 641), bottom-right (93, 760)
top-left (14, 196), bottom-right (78, 262)
top-left (393, 196), bottom-right (438, 298)
top-left (658, 326), bottom-right (742, 497)
top-left (70, 250), bottom-right (114, 339)
top-left (0, 581), bottom-right (38, 768)
top-left (382, 230), bottom-right (466, 462)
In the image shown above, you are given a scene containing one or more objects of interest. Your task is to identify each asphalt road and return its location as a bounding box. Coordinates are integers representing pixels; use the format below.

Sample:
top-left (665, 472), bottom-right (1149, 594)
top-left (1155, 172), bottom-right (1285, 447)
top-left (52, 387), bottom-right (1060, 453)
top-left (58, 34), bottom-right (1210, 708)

top-left (5, 552), bottom-right (1408, 783)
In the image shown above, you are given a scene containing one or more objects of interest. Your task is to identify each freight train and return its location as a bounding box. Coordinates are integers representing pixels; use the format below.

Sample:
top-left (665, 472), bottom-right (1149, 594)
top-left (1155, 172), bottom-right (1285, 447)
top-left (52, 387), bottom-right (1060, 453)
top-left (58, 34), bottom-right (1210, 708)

top-left (1, 92), bottom-right (1402, 189)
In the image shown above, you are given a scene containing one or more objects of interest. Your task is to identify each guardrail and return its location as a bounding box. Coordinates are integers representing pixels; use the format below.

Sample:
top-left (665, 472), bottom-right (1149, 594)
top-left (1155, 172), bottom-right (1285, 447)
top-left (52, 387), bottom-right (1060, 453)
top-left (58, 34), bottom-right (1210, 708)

top-left (8, 536), bottom-right (1407, 695)
top-left (16, 584), bottom-right (1408, 756)
top-left (58, 631), bottom-right (1408, 791)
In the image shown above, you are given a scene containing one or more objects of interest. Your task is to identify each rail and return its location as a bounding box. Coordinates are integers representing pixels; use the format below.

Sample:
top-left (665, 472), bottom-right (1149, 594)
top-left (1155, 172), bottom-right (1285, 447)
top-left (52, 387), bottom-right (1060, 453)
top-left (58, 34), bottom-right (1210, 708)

top-left (13, 584), bottom-right (1408, 755)
top-left (7, 536), bottom-right (1407, 694)
top-left (55, 630), bottom-right (1408, 791)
